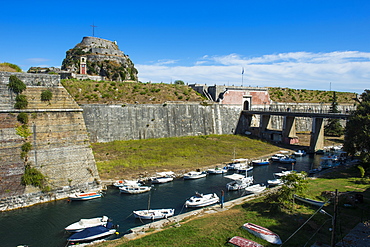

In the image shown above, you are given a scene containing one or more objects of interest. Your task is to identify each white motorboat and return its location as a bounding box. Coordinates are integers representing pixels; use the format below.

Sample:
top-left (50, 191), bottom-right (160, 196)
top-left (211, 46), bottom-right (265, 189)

top-left (185, 192), bottom-right (219, 208)
top-left (133, 209), bottom-right (175, 220)
top-left (278, 156), bottom-right (296, 164)
top-left (251, 159), bottom-right (270, 166)
top-left (245, 184), bottom-right (266, 194)
top-left (113, 179), bottom-right (142, 187)
top-left (294, 150), bottom-right (306, 156)
top-left (183, 171), bottom-right (207, 180)
top-left (207, 166), bottom-right (227, 174)
top-left (65, 216), bottom-right (110, 232)
top-left (67, 222), bottom-right (117, 243)
top-left (225, 174), bottom-right (253, 191)
top-left (119, 185), bottom-right (151, 194)
top-left (151, 172), bottom-right (175, 184)
top-left (270, 153), bottom-right (286, 162)
top-left (225, 158), bottom-right (249, 170)
top-left (267, 178), bottom-right (282, 187)
top-left (236, 164), bottom-right (253, 173)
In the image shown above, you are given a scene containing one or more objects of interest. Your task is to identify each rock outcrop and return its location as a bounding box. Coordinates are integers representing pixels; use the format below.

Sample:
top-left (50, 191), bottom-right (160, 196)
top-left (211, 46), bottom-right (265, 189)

top-left (61, 36), bottom-right (138, 81)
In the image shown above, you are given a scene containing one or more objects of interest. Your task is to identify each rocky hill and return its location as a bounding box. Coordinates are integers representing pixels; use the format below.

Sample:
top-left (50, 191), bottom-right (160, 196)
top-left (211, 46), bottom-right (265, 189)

top-left (61, 37), bottom-right (138, 81)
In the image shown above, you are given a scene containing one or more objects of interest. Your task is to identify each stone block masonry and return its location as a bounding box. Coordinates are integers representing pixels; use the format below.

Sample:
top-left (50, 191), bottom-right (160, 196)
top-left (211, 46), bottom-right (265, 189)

top-left (0, 72), bottom-right (100, 211)
top-left (82, 103), bottom-right (243, 142)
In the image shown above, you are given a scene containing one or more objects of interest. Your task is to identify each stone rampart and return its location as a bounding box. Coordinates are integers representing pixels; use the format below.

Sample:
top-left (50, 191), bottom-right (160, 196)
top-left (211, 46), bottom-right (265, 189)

top-left (82, 103), bottom-right (243, 142)
top-left (0, 72), bottom-right (100, 211)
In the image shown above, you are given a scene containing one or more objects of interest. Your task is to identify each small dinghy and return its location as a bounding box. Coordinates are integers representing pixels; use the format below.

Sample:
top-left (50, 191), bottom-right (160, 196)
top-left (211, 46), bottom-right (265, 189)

top-left (183, 171), bottom-right (207, 180)
top-left (133, 209), bottom-right (175, 220)
top-left (228, 236), bottom-right (264, 247)
top-left (119, 185), bottom-right (151, 194)
top-left (65, 216), bottom-right (110, 232)
top-left (242, 222), bottom-right (282, 245)
top-left (67, 222), bottom-right (117, 243)
top-left (244, 184), bottom-right (266, 194)
top-left (294, 194), bottom-right (326, 207)
top-left (185, 192), bottom-right (219, 208)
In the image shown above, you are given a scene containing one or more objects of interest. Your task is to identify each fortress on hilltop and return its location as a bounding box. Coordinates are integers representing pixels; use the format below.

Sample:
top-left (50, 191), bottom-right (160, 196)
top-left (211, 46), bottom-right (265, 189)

top-left (59, 36), bottom-right (138, 82)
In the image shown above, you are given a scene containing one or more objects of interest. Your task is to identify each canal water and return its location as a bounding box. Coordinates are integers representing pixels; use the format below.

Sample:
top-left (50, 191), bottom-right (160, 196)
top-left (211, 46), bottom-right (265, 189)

top-left (0, 154), bottom-right (323, 247)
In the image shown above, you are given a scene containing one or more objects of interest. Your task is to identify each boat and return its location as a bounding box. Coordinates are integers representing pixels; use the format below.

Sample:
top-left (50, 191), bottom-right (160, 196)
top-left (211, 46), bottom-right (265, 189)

top-left (278, 156), bottom-right (296, 164)
top-left (183, 171), bottom-right (207, 180)
top-left (225, 158), bottom-right (249, 170)
top-left (225, 174), bottom-right (254, 191)
top-left (185, 192), bottom-right (219, 208)
top-left (294, 194), bottom-right (326, 207)
top-left (67, 222), bottom-right (117, 243)
top-left (133, 208), bottom-right (175, 220)
top-left (270, 153), bottom-right (286, 162)
top-left (69, 192), bottom-right (102, 201)
top-left (113, 179), bottom-right (142, 187)
top-left (294, 150), bottom-right (306, 156)
top-left (320, 156), bottom-right (340, 169)
top-left (65, 216), bottom-right (110, 232)
top-left (237, 164), bottom-right (254, 173)
top-left (228, 236), bottom-right (264, 247)
top-left (244, 184), bottom-right (266, 194)
top-left (251, 159), bottom-right (270, 166)
top-left (118, 185), bottom-right (151, 194)
top-left (207, 166), bottom-right (227, 174)
top-left (242, 222), bottom-right (282, 245)
top-left (267, 178), bottom-right (282, 187)
top-left (151, 171), bottom-right (175, 184)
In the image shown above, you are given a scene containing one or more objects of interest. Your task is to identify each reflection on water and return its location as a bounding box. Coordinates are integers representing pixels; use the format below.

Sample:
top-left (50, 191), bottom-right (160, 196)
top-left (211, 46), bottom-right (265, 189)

top-left (0, 154), bottom-right (320, 247)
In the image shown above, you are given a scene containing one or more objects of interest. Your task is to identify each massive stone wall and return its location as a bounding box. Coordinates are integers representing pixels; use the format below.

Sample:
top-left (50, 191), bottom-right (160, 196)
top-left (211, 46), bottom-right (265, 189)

top-left (0, 72), bottom-right (100, 210)
top-left (82, 103), bottom-right (243, 142)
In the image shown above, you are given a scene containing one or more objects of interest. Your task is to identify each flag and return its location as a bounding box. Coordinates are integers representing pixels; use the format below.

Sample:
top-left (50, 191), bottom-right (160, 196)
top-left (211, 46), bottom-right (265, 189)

top-left (242, 68), bottom-right (244, 74)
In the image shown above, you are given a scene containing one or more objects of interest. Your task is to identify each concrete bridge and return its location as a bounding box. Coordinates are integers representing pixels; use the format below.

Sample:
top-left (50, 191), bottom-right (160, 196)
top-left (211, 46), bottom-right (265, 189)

top-left (241, 109), bottom-right (350, 153)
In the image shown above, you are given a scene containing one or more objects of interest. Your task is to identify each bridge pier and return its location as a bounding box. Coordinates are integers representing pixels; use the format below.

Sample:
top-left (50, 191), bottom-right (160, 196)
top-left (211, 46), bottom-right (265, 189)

top-left (282, 116), bottom-right (297, 144)
top-left (259, 115), bottom-right (271, 138)
top-left (309, 117), bottom-right (325, 152)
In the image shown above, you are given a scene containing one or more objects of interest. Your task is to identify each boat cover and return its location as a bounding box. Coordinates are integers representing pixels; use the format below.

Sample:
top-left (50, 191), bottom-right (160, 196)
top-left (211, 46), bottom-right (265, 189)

top-left (68, 222), bottom-right (113, 241)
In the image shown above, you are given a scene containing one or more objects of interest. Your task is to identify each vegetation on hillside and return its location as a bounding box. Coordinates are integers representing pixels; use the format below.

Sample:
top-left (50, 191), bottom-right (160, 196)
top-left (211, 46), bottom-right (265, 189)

top-left (269, 87), bottom-right (357, 103)
top-left (0, 62), bottom-right (22, 72)
top-left (325, 91), bottom-right (344, 136)
top-left (61, 79), bottom-right (206, 104)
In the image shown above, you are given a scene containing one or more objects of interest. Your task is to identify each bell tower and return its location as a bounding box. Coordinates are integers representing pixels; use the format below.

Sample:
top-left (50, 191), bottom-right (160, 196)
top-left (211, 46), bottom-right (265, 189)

top-left (80, 56), bottom-right (87, 74)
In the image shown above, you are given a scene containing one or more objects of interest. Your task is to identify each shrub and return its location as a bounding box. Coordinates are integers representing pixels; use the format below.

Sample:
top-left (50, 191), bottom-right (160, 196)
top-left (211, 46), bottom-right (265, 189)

top-left (14, 94), bottom-right (28, 109)
top-left (17, 113), bottom-right (29, 124)
top-left (21, 142), bottom-right (32, 152)
top-left (16, 124), bottom-right (32, 138)
top-left (8, 75), bottom-right (26, 94)
top-left (21, 165), bottom-right (46, 189)
top-left (40, 90), bottom-right (53, 101)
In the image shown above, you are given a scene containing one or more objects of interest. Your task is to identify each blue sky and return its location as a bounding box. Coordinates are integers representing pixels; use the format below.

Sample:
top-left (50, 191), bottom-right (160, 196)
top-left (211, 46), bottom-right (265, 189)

top-left (1, 0), bottom-right (370, 93)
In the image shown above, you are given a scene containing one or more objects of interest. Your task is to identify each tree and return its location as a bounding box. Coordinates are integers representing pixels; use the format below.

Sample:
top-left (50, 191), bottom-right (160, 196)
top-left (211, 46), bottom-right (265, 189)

top-left (324, 91), bottom-right (344, 137)
top-left (344, 89), bottom-right (370, 172)
top-left (174, 80), bottom-right (185, 85)
top-left (8, 75), bottom-right (26, 94)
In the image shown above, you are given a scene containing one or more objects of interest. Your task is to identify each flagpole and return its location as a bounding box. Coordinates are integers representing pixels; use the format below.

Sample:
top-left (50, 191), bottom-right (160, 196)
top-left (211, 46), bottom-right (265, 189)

top-left (241, 67), bottom-right (244, 87)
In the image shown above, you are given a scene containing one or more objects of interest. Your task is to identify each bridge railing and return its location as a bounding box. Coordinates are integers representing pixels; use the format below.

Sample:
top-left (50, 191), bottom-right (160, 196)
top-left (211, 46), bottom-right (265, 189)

top-left (249, 107), bottom-right (352, 115)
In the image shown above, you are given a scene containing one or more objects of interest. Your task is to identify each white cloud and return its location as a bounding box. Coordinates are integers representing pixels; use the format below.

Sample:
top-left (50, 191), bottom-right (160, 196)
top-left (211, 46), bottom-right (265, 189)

top-left (136, 51), bottom-right (370, 93)
top-left (26, 58), bottom-right (50, 63)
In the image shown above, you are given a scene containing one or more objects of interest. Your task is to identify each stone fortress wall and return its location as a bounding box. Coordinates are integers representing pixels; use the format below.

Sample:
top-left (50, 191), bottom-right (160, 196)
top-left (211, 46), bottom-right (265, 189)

top-left (0, 72), bottom-right (100, 211)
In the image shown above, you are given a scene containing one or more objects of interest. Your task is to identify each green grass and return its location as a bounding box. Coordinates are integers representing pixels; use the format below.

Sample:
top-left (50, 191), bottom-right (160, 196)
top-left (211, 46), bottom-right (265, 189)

top-left (92, 135), bottom-right (282, 179)
top-left (95, 166), bottom-right (370, 247)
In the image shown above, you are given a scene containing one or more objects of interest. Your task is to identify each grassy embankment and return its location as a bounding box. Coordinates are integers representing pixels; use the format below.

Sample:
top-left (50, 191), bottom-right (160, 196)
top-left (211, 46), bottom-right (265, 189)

top-left (94, 165), bottom-right (369, 247)
top-left (93, 135), bottom-right (282, 180)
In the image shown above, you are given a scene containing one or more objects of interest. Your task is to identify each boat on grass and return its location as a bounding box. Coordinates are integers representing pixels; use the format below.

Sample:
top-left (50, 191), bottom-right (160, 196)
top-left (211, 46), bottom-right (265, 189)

top-left (244, 184), bottom-right (266, 194)
top-left (242, 222), bottom-right (282, 245)
top-left (119, 185), bottom-right (151, 194)
top-left (228, 236), bottom-right (263, 247)
top-left (69, 192), bottom-right (102, 201)
top-left (185, 192), bottom-right (219, 208)
top-left (294, 194), bottom-right (326, 207)
top-left (225, 174), bottom-right (253, 191)
top-left (183, 171), bottom-right (207, 180)
top-left (67, 222), bottom-right (117, 243)
top-left (65, 216), bottom-right (110, 232)
top-left (133, 209), bottom-right (175, 220)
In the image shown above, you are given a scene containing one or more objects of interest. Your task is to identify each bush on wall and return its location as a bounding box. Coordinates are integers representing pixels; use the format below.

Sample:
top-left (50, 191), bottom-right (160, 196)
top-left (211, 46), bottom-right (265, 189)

top-left (8, 75), bottom-right (26, 94)
top-left (17, 112), bottom-right (29, 124)
top-left (41, 90), bottom-right (53, 101)
top-left (14, 94), bottom-right (28, 109)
